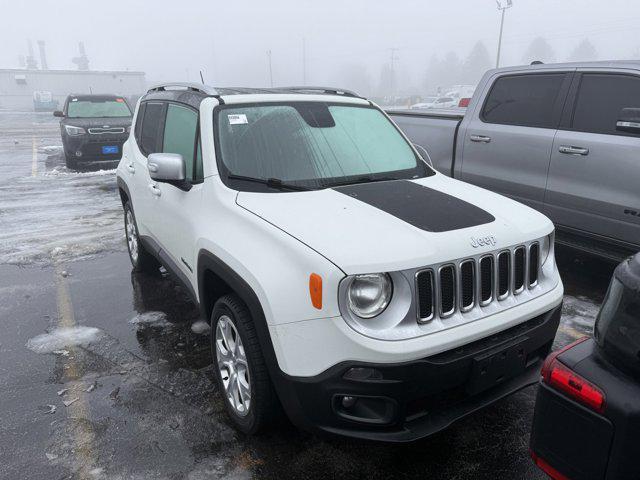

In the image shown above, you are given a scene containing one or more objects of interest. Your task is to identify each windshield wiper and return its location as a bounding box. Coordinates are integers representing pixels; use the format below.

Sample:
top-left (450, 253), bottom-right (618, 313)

top-left (325, 175), bottom-right (401, 188)
top-left (227, 174), bottom-right (311, 191)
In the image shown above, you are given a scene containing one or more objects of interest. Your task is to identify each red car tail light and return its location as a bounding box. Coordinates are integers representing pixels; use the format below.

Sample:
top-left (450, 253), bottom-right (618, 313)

top-left (541, 337), bottom-right (606, 414)
top-left (530, 450), bottom-right (570, 480)
top-left (458, 97), bottom-right (471, 107)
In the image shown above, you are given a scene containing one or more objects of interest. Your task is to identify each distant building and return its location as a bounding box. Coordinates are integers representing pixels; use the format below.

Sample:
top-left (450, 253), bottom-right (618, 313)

top-left (0, 68), bottom-right (146, 111)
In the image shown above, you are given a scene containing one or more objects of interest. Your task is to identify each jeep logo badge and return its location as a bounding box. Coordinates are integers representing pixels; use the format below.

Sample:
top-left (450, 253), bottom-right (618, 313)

top-left (470, 235), bottom-right (496, 248)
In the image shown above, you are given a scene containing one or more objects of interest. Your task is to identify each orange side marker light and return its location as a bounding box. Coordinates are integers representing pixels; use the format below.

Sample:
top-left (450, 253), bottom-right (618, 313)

top-left (309, 273), bottom-right (322, 309)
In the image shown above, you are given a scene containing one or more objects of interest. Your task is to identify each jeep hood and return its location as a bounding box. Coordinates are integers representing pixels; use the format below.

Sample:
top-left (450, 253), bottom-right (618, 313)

top-left (236, 175), bottom-right (553, 274)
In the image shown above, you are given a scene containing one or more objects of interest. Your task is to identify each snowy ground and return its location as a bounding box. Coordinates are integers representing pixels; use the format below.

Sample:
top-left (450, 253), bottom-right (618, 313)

top-left (0, 111), bottom-right (617, 479)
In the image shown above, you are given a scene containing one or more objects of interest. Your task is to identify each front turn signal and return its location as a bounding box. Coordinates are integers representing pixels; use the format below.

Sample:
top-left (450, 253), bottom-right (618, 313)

top-left (309, 273), bottom-right (322, 309)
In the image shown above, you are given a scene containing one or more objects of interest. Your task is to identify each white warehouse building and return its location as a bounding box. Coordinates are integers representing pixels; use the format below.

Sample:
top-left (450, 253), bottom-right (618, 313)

top-left (0, 68), bottom-right (146, 111)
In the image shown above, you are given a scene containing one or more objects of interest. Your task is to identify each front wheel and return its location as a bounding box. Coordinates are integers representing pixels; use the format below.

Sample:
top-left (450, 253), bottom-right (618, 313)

top-left (123, 201), bottom-right (159, 273)
top-left (211, 294), bottom-right (278, 434)
top-left (64, 153), bottom-right (78, 170)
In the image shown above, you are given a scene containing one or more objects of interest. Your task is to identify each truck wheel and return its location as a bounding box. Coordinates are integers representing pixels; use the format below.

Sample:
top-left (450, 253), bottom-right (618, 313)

top-left (123, 201), bottom-right (159, 273)
top-left (211, 294), bottom-right (278, 434)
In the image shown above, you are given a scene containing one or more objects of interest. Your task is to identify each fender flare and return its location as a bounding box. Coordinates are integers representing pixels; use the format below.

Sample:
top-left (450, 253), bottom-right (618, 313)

top-left (116, 176), bottom-right (131, 207)
top-left (196, 249), bottom-right (309, 425)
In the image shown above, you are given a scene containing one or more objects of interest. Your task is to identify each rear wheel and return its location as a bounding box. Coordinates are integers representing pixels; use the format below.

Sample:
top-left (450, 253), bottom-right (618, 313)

top-left (123, 201), bottom-right (159, 273)
top-left (211, 294), bottom-right (278, 434)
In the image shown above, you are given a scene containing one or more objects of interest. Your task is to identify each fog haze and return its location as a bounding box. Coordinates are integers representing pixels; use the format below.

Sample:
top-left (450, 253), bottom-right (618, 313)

top-left (3, 0), bottom-right (640, 97)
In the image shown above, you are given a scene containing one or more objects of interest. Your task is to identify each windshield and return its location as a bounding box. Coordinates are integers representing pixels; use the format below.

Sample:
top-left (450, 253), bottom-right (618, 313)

top-left (215, 102), bottom-right (432, 191)
top-left (67, 98), bottom-right (131, 118)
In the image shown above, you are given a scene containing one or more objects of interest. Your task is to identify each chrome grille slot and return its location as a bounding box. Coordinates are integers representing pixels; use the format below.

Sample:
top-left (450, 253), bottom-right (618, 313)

top-left (529, 243), bottom-right (539, 287)
top-left (479, 255), bottom-right (494, 305)
top-left (497, 251), bottom-right (510, 299)
top-left (439, 265), bottom-right (456, 317)
top-left (514, 246), bottom-right (525, 294)
top-left (460, 260), bottom-right (475, 312)
top-left (414, 242), bottom-right (542, 324)
top-left (415, 270), bottom-right (434, 322)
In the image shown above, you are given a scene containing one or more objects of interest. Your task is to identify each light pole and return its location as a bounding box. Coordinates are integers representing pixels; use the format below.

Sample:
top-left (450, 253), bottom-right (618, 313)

top-left (266, 50), bottom-right (274, 87)
top-left (495, 0), bottom-right (513, 68)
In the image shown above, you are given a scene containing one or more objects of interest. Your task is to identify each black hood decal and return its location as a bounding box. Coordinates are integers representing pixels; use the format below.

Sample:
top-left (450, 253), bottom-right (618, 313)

top-left (333, 180), bottom-right (495, 232)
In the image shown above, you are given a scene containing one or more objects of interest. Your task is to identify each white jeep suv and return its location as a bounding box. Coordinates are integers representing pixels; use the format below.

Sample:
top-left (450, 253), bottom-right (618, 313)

top-left (116, 83), bottom-right (563, 441)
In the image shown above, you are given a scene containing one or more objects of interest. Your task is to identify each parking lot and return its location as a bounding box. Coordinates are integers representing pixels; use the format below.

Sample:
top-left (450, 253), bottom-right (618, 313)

top-left (0, 111), bottom-right (616, 479)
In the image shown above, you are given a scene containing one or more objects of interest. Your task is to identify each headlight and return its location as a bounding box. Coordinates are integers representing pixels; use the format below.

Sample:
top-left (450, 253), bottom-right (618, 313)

top-left (64, 125), bottom-right (86, 136)
top-left (540, 231), bottom-right (553, 265)
top-left (347, 273), bottom-right (393, 318)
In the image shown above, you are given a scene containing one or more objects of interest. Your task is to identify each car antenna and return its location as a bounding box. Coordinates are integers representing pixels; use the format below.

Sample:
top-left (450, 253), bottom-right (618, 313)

top-left (199, 70), bottom-right (205, 84)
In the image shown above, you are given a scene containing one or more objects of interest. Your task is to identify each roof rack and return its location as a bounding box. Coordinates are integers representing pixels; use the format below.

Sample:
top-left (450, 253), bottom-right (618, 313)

top-left (147, 82), bottom-right (219, 96)
top-left (273, 86), bottom-right (360, 98)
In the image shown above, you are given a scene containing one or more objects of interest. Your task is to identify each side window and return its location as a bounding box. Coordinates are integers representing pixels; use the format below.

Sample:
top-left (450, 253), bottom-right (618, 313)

top-left (482, 74), bottom-right (566, 128)
top-left (162, 104), bottom-right (198, 181)
top-left (134, 103), bottom-right (145, 143)
top-left (571, 74), bottom-right (640, 136)
top-left (139, 102), bottom-right (165, 155)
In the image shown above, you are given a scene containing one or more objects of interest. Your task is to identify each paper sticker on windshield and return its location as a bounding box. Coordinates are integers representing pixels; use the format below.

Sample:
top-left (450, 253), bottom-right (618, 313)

top-left (228, 114), bottom-right (248, 125)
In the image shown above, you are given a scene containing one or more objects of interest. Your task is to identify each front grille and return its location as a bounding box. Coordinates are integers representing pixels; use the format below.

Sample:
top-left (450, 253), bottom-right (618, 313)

top-left (460, 260), bottom-right (475, 311)
top-left (439, 266), bottom-right (456, 317)
top-left (416, 243), bottom-right (541, 322)
top-left (479, 256), bottom-right (494, 305)
top-left (514, 246), bottom-right (525, 293)
top-left (529, 243), bottom-right (539, 286)
top-left (416, 270), bottom-right (434, 321)
top-left (88, 127), bottom-right (126, 134)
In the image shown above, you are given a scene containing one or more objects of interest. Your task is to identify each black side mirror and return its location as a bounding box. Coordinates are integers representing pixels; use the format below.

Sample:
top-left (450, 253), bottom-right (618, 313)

top-left (616, 107), bottom-right (640, 133)
top-left (53, 110), bottom-right (64, 118)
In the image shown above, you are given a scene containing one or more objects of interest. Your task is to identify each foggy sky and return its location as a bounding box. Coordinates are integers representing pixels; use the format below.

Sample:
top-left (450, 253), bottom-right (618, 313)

top-left (3, 0), bottom-right (640, 95)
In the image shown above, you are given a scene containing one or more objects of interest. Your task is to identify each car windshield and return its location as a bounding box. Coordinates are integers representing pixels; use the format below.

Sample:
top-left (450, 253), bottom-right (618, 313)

top-left (215, 102), bottom-right (432, 191)
top-left (67, 98), bottom-right (131, 118)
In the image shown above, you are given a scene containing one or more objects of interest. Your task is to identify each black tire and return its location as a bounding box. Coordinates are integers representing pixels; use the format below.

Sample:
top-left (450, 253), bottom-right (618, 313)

top-left (123, 201), bottom-right (159, 273)
top-left (210, 293), bottom-right (279, 434)
top-left (64, 153), bottom-right (78, 170)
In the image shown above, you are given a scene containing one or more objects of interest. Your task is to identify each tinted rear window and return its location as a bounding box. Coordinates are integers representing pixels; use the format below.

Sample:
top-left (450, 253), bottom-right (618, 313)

top-left (482, 74), bottom-right (566, 128)
top-left (572, 74), bottom-right (640, 136)
top-left (139, 102), bottom-right (165, 155)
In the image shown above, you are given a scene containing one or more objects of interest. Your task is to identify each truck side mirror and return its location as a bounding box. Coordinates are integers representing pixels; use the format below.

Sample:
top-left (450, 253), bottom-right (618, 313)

top-left (53, 110), bottom-right (64, 118)
top-left (616, 107), bottom-right (640, 134)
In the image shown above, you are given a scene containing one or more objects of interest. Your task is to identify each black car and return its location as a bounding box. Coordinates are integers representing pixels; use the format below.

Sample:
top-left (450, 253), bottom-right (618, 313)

top-left (530, 252), bottom-right (640, 480)
top-left (54, 94), bottom-right (133, 169)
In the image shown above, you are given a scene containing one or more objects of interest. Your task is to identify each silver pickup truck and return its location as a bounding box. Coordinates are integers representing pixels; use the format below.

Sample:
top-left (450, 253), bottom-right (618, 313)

top-left (389, 61), bottom-right (640, 261)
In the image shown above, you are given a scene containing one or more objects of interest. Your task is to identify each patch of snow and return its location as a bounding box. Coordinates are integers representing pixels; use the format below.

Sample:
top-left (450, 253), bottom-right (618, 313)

top-left (26, 326), bottom-right (102, 354)
top-left (62, 397), bottom-right (79, 407)
top-left (562, 295), bottom-right (600, 333)
top-left (129, 311), bottom-right (171, 328)
top-left (191, 320), bottom-right (211, 335)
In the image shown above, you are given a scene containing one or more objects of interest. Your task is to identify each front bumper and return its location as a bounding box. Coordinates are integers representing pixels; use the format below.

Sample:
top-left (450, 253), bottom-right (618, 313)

top-left (274, 303), bottom-right (561, 442)
top-left (62, 133), bottom-right (127, 163)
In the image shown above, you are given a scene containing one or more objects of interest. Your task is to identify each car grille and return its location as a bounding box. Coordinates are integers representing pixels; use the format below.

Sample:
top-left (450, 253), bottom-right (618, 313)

top-left (415, 243), bottom-right (540, 322)
top-left (88, 127), bottom-right (126, 134)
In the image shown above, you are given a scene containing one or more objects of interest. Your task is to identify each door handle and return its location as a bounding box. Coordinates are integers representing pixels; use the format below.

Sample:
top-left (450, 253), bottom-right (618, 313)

top-left (559, 145), bottom-right (589, 156)
top-left (148, 183), bottom-right (161, 197)
top-left (470, 134), bottom-right (491, 143)
top-left (126, 163), bottom-right (135, 174)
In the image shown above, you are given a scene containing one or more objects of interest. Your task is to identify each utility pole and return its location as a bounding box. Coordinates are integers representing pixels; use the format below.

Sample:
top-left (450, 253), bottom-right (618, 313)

top-left (495, 0), bottom-right (513, 68)
top-left (389, 48), bottom-right (399, 100)
top-left (266, 50), bottom-right (273, 87)
top-left (302, 38), bottom-right (307, 85)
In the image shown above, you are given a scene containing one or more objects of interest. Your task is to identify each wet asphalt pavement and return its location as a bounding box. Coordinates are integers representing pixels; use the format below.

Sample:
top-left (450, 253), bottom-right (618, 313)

top-left (0, 112), bottom-right (617, 479)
